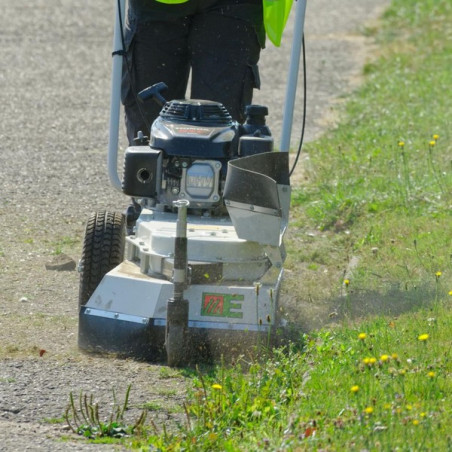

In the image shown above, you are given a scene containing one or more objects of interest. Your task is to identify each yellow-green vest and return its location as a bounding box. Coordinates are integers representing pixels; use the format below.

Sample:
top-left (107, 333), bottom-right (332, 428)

top-left (154, 0), bottom-right (293, 46)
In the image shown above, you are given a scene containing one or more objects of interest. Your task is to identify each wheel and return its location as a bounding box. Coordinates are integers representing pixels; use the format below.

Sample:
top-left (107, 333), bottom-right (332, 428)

top-left (79, 211), bottom-right (125, 306)
top-left (165, 323), bottom-right (187, 367)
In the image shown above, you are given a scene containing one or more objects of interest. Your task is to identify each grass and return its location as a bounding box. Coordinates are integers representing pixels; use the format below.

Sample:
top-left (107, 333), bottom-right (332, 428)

top-left (49, 235), bottom-right (80, 255)
top-left (127, 304), bottom-right (450, 451)
top-left (69, 0), bottom-right (451, 449)
top-left (283, 0), bottom-right (452, 319)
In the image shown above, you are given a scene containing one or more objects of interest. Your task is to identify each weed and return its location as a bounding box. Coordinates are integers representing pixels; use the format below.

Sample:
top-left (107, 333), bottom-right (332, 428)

top-left (0, 377), bottom-right (16, 383)
top-left (43, 416), bottom-right (66, 424)
top-left (158, 366), bottom-right (182, 379)
top-left (51, 236), bottom-right (79, 255)
top-left (64, 384), bottom-right (146, 440)
top-left (139, 401), bottom-right (162, 412)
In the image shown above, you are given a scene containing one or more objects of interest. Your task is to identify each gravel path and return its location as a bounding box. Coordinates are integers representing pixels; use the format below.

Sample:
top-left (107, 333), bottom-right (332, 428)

top-left (0, 0), bottom-right (388, 449)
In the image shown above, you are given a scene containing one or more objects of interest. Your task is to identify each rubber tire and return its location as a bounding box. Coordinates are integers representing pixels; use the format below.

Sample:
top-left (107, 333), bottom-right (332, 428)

top-left (165, 324), bottom-right (187, 367)
top-left (79, 211), bottom-right (125, 306)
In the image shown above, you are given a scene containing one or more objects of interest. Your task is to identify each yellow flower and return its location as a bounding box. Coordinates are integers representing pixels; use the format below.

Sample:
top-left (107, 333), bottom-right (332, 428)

top-left (432, 134), bottom-right (439, 141)
top-left (344, 279), bottom-right (350, 287)
top-left (384, 403), bottom-right (391, 410)
top-left (398, 369), bottom-right (406, 376)
top-left (351, 385), bottom-right (359, 393)
top-left (211, 384), bottom-right (223, 390)
top-left (429, 140), bottom-right (436, 147)
top-left (418, 334), bottom-right (429, 341)
top-left (413, 419), bottom-right (420, 426)
top-left (364, 407), bottom-right (374, 414)
top-left (449, 290), bottom-right (452, 296)
top-left (427, 371), bottom-right (436, 378)
top-left (406, 404), bottom-right (412, 411)
top-left (369, 357), bottom-right (377, 365)
top-left (391, 353), bottom-right (399, 360)
top-left (362, 357), bottom-right (371, 365)
top-left (380, 354), bottom-right (389, 362)
top-left (398, 141), bottom-right (405, 147)
top-left (358, 333), bottom-right (367, 340)
top-left (420, 412), bottom-right (427, 418)
top-left (435, 271), bottom-right (442, 278)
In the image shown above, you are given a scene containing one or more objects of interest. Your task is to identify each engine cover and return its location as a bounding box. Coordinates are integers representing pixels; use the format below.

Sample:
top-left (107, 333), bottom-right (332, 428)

top-left (149, 100), bottom-right (239, 158)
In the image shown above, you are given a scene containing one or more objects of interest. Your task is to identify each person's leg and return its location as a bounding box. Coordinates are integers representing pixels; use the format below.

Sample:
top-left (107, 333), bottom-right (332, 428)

top-left (189, 11), bottom-right (262, 123)
top-left (122, 19), bottom-right (191, 144)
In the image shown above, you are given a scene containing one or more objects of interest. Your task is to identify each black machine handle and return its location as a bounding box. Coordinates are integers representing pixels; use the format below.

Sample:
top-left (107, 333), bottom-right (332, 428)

top-left (138, 82), bottom-right (168, 107)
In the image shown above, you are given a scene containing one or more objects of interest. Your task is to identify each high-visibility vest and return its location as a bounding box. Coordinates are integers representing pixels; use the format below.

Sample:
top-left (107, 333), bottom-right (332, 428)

top-left (263, 0), bottom-right (293, 46)
top-left (154, 0), bottom-right (293, 46)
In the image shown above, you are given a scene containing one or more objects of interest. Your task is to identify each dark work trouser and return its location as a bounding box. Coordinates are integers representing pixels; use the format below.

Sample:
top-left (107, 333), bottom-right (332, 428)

top-left (121, 5), bottom-right (263, 144)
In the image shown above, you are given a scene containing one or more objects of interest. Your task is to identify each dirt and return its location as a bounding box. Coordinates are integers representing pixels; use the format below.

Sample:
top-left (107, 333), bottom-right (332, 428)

top-left (0, 0), bottom-right (388, 449)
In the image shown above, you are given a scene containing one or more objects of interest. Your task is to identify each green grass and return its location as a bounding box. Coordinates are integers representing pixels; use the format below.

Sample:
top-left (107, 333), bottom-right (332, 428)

top-left (283, 0), bottom-right (452, 316)
top-left (50, 235), bottom-right (80, 255)
top-left (73, 0), bottom-right (452, 449)
top-left (127, 304), bottom-right (450, 451)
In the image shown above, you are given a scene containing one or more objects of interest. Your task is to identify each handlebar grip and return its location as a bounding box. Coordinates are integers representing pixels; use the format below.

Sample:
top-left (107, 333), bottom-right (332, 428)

top-left (138, 82), bottom-right (168, 106)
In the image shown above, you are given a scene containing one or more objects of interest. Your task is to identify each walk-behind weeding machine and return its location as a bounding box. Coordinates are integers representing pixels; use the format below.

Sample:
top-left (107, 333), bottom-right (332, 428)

top-left (78, 0), bottom-right (307, 366)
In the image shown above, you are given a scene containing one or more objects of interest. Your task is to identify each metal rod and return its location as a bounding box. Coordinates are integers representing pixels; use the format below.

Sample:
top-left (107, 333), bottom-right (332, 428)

top-left (172, 199), bottom-right (190, 300)
top-left (107, 0), bottom-right (126, 191)
top-left (280, 0), bottom-right (307, 153)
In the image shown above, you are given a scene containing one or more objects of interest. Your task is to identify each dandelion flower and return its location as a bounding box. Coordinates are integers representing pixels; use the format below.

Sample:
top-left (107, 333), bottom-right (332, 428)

top-left (432, 134), bottom-right (439, 141)
top-left (351, 385), bottom-right (359, 393)
top-left (369, 357), bottom-right (377, 365)
top-left (418, 334), bottom-right (429, 341)
top-left (398, 141), bottom-right (405, 148)
top-left (449, 290), bottom-right (452, 296)
top-left (364, 407), bottom-right (374, 414)
top-left (363, 357), bottom-right (371, 365)
top-left (435, 271), bottom-right (442, 278)
top-left (427, 371), bottom-right (436, 378)
top-left (429, 140), bottom-right (436, 147)
top-left (358, 333), bottom-right (367, 340)
top-left (212, 384), bottom-right (223, 390)
top-left (413, 419), bottom-right (420, 426)
top-left (380, 354), bottom-right (389, 362)
top-left (344, 279), bottom-right (350, 287)
top-left (391, 353), bottom-right (399, 360)
top-left (420, 412), bottom-right (427, 418)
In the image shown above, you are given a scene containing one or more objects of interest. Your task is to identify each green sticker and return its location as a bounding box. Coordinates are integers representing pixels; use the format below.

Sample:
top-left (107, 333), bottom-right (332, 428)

top-left (201, 293), bottom-right (244, 319)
